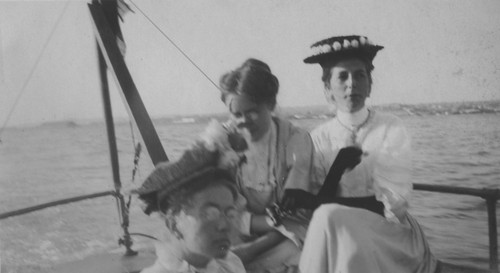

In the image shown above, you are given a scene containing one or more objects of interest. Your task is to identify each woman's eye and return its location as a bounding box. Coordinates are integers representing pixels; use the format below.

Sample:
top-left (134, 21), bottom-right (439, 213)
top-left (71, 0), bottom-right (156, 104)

top-left (356, 72), bottom-right (367, 79)
top-left (246, 110), bottom-right (259, 120)
top-left (337, 73), bottom-right (348, 81)
top-left (232, 112), bottom-right (242, 118)
top-left (225, 208), bottom-right (238, 220)
top-left (203, 207), bottom-right (222, 221)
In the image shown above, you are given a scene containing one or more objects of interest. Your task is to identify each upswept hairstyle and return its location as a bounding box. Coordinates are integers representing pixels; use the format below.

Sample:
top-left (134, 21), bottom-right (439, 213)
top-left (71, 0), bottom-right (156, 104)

top-left (219, 58), bottom-right (279, 109)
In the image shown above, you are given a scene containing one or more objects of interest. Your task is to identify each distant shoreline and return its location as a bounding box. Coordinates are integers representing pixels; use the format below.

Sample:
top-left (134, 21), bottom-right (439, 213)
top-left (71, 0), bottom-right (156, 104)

top-left (155, 99), bottom-right (500, 124)
top-left (6, 100), bottom-right (500, 129)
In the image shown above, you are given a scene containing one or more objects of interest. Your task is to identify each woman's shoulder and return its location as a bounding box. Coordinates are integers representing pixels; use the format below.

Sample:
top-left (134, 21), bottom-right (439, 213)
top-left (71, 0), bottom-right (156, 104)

top-left (273, 117), bottom-right (310, 139)
top-left (310, 118), bottom-right (337, 139)
top-left (370, 110), bottom-right (405, 128)
top-left (215, 251), bottom-right (246, 273)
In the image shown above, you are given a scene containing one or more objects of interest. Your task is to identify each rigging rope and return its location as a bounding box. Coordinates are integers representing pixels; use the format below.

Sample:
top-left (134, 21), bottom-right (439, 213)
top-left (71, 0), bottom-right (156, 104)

top-left (126, 120), bottom-right (142, 209)
top-left (0, 1), bottom-right (70, 139)
top-left (128, 0), bottom-right (221, 91)
top-left (129, 120), bottom-right (142, 182)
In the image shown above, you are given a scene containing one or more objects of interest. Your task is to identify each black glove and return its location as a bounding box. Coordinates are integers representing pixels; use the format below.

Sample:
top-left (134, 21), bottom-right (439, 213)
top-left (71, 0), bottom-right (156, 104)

top-left (333, 146), bottom-right (363, 171)
top-left (317, 146), bottom-right (363, 202)
top-left (280, 189), bottom-right (318, 211)
top-left (223, 120), bottom-right (248, 152)
top-left (265, 203), bottom-right (286, 227)
top-left (227, 131), bottom-right (248, 152)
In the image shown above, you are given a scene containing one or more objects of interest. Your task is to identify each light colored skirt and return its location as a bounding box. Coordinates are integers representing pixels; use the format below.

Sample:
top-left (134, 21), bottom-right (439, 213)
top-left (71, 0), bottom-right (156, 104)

top-left (299, 204), bottom-right (438, 273)
top-left (245, 239), bottom-right (300, 273)
top-left (243, 214), bottom-right (310, 273)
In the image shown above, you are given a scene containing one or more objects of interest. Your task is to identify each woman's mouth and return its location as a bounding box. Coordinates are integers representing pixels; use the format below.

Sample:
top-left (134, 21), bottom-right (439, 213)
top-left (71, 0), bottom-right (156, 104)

top-left (213, 238), bottom-right (231, 257)
top-left (348, 94), bottom-right (362, 100)
top-left (213, 238), bottom-right (231, 248)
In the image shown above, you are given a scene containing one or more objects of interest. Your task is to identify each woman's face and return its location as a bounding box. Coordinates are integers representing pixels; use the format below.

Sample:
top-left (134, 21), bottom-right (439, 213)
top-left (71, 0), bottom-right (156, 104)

top-left (325, 59), bottom-right (371, 113)
top-left (226, 94), bottom-right (273, 141)
top-left (175, 183), bottom-right (237, 262)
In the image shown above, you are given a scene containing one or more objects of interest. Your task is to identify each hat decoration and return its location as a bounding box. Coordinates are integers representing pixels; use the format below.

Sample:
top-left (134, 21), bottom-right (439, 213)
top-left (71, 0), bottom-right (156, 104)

top-left (303, 35), bottom-right (383, 65)
top-left (130, 119), bottom-right (247, 214)
top-left (199, 119), bottom-right (248, 169)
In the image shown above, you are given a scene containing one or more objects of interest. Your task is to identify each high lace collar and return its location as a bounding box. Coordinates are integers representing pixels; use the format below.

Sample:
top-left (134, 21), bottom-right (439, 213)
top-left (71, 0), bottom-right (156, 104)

top-left (336, 106), bottom-right (370, 129)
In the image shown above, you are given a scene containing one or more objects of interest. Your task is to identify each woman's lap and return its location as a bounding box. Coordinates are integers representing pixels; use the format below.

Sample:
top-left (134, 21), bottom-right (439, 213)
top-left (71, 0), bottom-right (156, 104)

top-left (299, 204), bottom-right (437, 273)
top-left (245, 239), bottom-right (300, 273)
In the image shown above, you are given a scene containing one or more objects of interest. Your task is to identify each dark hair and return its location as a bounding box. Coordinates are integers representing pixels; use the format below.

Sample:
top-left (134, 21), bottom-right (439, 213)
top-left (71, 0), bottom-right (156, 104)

top-left (219, 58), bottom-right (279, 109)
top-left (159, 168), bottom-right (237, 217)
top-left (321, 57), bottom-right (374, 90)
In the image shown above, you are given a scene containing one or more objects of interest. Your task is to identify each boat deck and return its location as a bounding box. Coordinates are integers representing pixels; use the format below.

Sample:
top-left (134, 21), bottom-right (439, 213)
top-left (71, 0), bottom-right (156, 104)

top-left (439, 262), bottom-right (491, 273)
top-left (50, 250), bottom-right (492, 273)
top-left (51, 252), bottom-right (156, 273)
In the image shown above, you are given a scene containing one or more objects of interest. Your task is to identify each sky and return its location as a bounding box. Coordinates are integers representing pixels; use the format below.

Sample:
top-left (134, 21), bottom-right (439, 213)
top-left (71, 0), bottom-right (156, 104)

top-left (1, 0), bottom-right (500, 127)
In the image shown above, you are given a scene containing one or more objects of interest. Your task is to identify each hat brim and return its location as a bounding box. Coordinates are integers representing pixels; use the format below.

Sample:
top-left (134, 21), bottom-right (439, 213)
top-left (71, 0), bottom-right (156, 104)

top-left (132, 165), bottom-right (217, 196)
top-left (303, 45), bottom-right (384, 65)
top-left (132, 143), bottom-right (218, 196)
top-left (135, 166), bottom-right (218, 215)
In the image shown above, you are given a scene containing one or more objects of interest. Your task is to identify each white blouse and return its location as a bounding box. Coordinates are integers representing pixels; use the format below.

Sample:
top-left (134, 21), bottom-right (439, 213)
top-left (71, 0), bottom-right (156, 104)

top-left (141, 239), bottom-right (245, 273)
top-left (240, 119), bottom-right (277, 193)
top-left (311, 107), bottom-right (412, 222)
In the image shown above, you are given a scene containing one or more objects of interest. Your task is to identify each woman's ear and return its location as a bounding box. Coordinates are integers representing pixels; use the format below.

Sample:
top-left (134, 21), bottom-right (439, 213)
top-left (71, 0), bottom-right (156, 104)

top-left (164, 213), bottom-right (173, 230)
top-left (171, 223), bottom-right (184, 240)
top-left (265, 102), bottom-right (275, 111)
top-left (165, 212), bottom-right (184, 239)
top-left (323, 87), bottom-right (336, 104)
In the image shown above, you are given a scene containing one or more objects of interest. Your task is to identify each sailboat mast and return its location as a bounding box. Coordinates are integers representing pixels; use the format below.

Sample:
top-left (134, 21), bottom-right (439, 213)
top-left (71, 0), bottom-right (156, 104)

top-left (89, 0), bottom-right (168, 256)
top-left (89, 0), bottom-right (168, 165)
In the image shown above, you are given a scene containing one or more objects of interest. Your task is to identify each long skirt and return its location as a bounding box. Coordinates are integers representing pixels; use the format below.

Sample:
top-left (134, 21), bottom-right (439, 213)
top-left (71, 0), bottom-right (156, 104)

top-left (242, 214), bottom-right (310, 273)
top-left (245, 239), bottom-right (300, 273)
top-left (299, 204), bottom-right (438, 273)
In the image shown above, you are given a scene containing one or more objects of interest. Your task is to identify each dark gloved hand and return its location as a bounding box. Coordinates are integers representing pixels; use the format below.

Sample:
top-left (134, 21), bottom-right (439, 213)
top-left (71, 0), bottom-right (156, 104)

top-left (227, 131), bottom-right (248, 152)
top-left (223, 120), bottom-right (248, 152)
top-left (317, 146), bottom-right (364, 202)
top-left (333, 146), bottom-right (363, 171)
top-left (280, 189), bottom-right (318, 211)
top-left (265, 203), bottom-right (286, 227)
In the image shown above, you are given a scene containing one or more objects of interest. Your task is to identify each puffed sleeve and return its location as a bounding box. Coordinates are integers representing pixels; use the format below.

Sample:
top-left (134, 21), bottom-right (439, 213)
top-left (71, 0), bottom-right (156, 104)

top-left (217, 251), bottom-right (247, 273)
top-left (283, 128), bottom-right (314, 192)
top-left (372, 118), bottom-right (412, 222)
top-left (309, 126), bottom-right (330, 195)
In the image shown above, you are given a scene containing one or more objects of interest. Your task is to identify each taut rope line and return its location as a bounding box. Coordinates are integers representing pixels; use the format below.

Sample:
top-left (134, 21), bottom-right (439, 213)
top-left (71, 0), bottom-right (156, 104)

top-left (0, 1), bottom-right (70, 139)
top-left (128, 0), bottom-right (221, 91)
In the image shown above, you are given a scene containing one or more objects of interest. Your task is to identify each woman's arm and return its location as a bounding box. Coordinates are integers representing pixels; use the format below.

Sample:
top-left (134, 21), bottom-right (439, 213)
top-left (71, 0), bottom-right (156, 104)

top-left (249, 214), bottom-right (275, 235)
top-left (232, 230), bottom-right (286, 264)
top-left (282, 128), bottom-right (314, 192)
top-left (373, 119), bottom-right (412, 221)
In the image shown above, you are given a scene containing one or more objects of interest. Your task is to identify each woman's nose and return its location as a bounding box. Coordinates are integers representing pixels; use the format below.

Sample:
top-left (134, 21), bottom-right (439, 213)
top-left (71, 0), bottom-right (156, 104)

top-left (235, 115), bottom-right (249, 127)
top-left (216, 216), bottom-right (231, 232)
top-left (345, 75), bottom-right (357, 90)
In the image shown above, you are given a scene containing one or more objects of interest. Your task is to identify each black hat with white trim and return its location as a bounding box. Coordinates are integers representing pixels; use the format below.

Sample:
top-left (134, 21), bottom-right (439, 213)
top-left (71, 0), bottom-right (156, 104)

top-left (304, 35), bottom-right (383, 66)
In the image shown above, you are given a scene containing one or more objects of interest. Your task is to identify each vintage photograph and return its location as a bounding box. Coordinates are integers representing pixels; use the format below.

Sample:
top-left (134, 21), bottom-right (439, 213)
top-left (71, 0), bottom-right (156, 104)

top-left (0, 1), bottom-right (499, 272)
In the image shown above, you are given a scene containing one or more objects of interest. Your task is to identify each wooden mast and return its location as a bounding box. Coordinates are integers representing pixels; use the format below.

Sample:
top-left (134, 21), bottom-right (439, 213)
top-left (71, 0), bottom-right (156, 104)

top-left (88, 0), bottom-right (169, 256)
top-left (88, 0), bottom-right (168, 165)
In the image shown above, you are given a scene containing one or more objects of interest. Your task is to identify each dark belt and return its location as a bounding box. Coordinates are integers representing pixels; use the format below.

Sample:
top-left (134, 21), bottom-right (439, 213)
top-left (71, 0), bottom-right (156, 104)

top-left (318, 146), bottom-right (385, 217)
top-left (330, 195), bottom-right (385, 216)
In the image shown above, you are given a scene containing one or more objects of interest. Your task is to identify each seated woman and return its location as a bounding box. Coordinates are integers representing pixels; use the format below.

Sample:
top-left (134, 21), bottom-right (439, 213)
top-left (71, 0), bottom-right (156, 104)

top-left (293, 35), bottom-right (438, 273)
top-left (131, 144), bottom-right (246, 273)
top-left (218, 58), bottom-right (314, 273)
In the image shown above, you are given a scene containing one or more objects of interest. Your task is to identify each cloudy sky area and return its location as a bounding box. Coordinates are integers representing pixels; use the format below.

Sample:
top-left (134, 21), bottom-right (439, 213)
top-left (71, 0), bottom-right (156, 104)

top-left (1, 0), bottom-right (500, 127)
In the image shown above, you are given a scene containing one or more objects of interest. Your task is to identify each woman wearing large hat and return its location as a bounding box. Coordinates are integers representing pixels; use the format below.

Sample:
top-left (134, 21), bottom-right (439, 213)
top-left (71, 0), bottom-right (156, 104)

top-left (298, 35), bottom-right (438, 273)
top-left (132, 137), bottom-right (247, 273)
